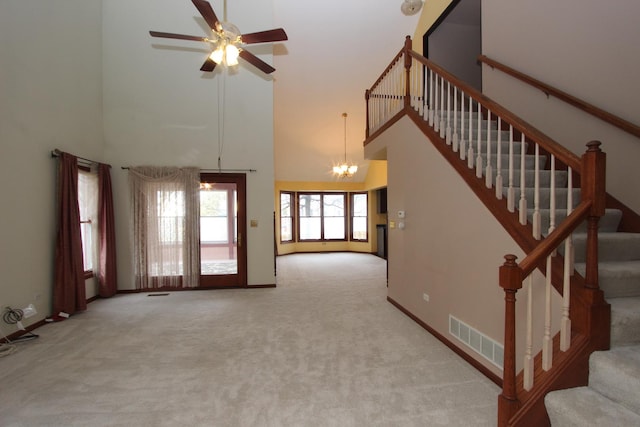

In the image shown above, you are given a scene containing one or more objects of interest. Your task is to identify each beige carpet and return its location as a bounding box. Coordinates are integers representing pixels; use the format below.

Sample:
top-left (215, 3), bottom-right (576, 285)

top-left (0, 252), bottom-right (499, 426)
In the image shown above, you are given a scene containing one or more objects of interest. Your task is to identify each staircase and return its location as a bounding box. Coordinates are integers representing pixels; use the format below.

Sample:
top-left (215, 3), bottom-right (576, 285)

top-left (545, 237), bottom-right (640, 425)
top-left (365, 37), bottom-right (640, 425)
top-left (448, 112), bottom-right (640, 425)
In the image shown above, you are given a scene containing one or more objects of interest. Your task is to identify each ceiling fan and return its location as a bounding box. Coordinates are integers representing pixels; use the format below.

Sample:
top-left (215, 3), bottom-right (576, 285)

top-left (149, 0), bottom-right (288, 74)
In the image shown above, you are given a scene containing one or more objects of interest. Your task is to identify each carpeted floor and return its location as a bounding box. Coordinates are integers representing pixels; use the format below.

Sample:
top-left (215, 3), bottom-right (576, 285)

top-left (0, 252), bottom-right (499, 426)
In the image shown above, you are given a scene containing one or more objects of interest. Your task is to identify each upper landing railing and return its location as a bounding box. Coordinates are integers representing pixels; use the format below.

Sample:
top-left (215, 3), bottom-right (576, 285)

top-left (366, 36), bottom-right (609, 426)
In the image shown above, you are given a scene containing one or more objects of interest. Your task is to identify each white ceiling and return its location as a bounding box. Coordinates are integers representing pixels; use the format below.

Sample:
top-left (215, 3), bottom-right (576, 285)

top-left (272, 0), bottom-right (421, 182)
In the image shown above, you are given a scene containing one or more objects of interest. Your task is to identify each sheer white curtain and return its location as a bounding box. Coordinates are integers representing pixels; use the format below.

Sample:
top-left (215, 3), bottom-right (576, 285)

top-left (129, 167), bottom-right (200, 289)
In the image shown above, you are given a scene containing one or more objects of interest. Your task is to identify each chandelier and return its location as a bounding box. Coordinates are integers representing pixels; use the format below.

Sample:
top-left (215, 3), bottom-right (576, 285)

top-left (332, 113), bottom-right (358, 178)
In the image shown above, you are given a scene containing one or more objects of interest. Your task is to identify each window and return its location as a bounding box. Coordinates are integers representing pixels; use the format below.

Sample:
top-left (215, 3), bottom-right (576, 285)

top-left (279, 191), bottom-right (368, 244)
top-left (351, 193), bottom-right (368, 241)
top-left (280, 192), bottom-right (294, 243)
top-left (298, 192), bottom-right (346, 241)
top-left (78, 169), bottom-right (98, 275)
top-left (201, 188), bottom-right (230, 243)
top-left (157, 189), bottom-right (185, 245)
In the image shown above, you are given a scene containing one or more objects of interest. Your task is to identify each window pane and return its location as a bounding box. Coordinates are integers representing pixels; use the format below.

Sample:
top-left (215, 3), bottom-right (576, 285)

top-left (201, 190), bottom-right (227, 216)
top-left (324, 217), bottom-right (345, 239)
top-left (352, 217), bottom-right (367, 240)
top-left (200, 217), bottom-right (229, 243)
top-left (300, 217), bottom-right (321, 240)
top-left (323, 194), bottom-right (344, 216)
top-left (80, 222), bottom-right (93, 270)
top-left (299, 194), bottom-right (321, 217)
top-left (78, 170), bottom-right (98, 272)
top-left (281, 218), bottom-right (293, 241)
top-left (352, 194), bottom-right (367, 216)
top-left (280, 193), bottom-right (291, 217)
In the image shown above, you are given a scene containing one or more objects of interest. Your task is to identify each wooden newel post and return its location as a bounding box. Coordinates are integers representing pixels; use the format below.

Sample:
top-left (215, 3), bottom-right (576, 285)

top-left (404, 36), bottom-right (412, 109)
top-left (365, 89), bottom-right (371, 138)
top-left (581, 141), bottom-right (606, 291)
top-left (498, 254), bottom-right (523, 426)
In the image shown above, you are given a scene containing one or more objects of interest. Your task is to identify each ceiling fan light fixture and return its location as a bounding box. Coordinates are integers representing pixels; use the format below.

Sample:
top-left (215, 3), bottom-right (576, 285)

top-left (210, 46), bottom-right (224, 64)
top-left (225, 44), bottom-right (240, 66)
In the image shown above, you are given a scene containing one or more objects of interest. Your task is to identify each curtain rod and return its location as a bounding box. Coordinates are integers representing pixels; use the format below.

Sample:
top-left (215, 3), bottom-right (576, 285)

top-left (121, 167), bottom-right (257, 173)
top-left (51, 149), bottom-right (103, 167)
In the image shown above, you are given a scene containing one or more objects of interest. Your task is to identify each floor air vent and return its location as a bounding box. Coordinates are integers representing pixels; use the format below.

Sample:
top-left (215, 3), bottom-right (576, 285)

top-left (449, 315), bottom-right (503, 369)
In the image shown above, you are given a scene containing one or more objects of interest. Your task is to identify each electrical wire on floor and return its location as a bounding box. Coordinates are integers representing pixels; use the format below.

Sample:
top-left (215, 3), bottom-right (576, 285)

top-left (0, 331), bottom-right (17, 358)
top-left (1, 306), bottom-right (39, 358)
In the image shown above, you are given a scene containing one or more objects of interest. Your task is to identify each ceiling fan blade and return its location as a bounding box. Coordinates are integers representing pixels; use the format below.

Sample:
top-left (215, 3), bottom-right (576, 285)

top-left (241, 28), bottom-right (288, 44)
top-left (191, 0), bottom-right (221, 32)
top-left (200, 57), bottom-right (217, 72)
top-left (149, 31), bottom-right (207, 42)
top-left (239, 50), bottom-right (276, 74)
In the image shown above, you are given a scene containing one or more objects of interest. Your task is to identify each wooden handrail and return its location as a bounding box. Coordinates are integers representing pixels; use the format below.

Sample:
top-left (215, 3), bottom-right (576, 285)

top-left (478, 55), bottom-right (640, 139)
top-left (518, 201), bottom-right (591, 277)
top-left (410, 51), bottom-right (582, 172)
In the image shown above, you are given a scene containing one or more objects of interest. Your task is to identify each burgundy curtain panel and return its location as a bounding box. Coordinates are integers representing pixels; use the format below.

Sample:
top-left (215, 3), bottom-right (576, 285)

top-left (98, 163), bottom-right (118, 297)
top-left (53, 153), bottom-right (87, 315)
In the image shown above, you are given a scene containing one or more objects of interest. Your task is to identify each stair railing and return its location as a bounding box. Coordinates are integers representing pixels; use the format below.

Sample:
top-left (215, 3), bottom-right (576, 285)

top-left (477, 55), bottom-right (640, 140)
top-left (366, 36), bottom-right (609, 426)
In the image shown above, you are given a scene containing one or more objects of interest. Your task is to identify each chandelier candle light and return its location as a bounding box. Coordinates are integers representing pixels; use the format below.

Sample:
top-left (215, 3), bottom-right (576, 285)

top-left (333, 113), bottom-right (358, 178)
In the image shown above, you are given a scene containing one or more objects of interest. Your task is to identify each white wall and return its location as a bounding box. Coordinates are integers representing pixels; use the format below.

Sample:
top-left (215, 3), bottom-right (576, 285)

top-left (0, 0), bottom-right (104, 336)
top-left (482, 0), bottom-right (640, 212)
top-left (102, 0), bottom-right (276, 288)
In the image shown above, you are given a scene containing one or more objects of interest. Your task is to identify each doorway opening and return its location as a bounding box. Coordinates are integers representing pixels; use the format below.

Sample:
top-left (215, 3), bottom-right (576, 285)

top-left (423, 0), bottom-right (482, 91)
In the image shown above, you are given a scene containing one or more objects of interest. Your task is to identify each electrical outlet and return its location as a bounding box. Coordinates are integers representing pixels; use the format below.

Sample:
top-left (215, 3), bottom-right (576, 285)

top-left (22, 304), bottom-right (37, 319)
top-left (423, 293), bottom-right (430, 302)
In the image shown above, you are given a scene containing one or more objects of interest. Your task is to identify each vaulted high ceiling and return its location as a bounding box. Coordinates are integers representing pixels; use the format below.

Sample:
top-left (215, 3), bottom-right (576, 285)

top-left (273, 0), bottom-right (420, 182)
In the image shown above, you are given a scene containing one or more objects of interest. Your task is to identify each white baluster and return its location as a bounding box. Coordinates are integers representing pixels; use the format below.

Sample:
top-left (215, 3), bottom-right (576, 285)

top-left (561, 234), bottom-right (572, 352)
top-left (533, 144), bottom-right (541, 239)
top-left (542, 255), bottom-right (553, 371)
top-left (518, 133), bottom-right (527, 225)
top-left (453, 87), bottom-right (459, 152)
top-left (445, 82), bottom-right (452, 144)
top-left (434, 75), bottom-right (440, 132)
top-left (475, 102), bottom-right (483, 178)
top-left (428, 69), bottom-right (435, 126)
top-left (439, 78), bottom-right (446, 138)
top-left (485, 110), bottom-right (493, 188)
top-left (548, 155), bottom-right (556, 240)
top-left (567, 169), bottom-right (575, 275)
top-left (523, 275), bottom-right (534, 391)
top-left (495, 117), bottom-right (503, 199)
top-left (459, 91), bottom-right (466, 160)
top-left (507, 125), bottom-right (515, 212)
top-left (467, 97), bottom-right (474, 167)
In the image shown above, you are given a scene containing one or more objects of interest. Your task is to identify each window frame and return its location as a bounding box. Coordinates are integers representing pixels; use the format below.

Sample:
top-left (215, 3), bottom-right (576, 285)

top-left (297, 192), bottom-right (347, 242)
top-left (279, 191), bottom-right (295, 244)
top-left (350, 192), bottom-right (369, 242)
top-left (78, 166), bottom-right (97, 279)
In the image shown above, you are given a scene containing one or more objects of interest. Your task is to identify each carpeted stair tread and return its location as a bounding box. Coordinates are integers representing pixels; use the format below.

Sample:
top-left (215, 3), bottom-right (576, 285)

top-left (545, 386), bottom-right (640, 426)
top-left (533, 208), bottom-right (622, 235)
top-left (609, 297), bottom-right (640, 346)
top-left (572, 232), bottom-right (640, 263)
top-left (504, 187), bottom-right (582, 211)
top-left (484, 169), bottom-right (568, 188)
top-left (589, 345), bottom-right (640, 415)
top-left (574, 260), bottom-right (640, 298)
